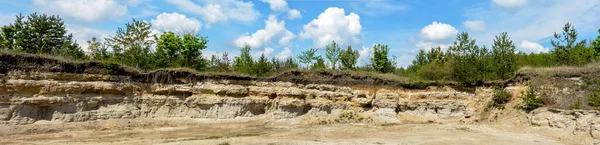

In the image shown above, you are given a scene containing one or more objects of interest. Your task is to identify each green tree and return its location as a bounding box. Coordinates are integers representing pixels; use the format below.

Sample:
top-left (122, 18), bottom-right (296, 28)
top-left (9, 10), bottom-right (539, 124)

top-left (371, 44), bottom-right (395, 73)
top-left (551, 22), bottom-right (587, 65)
top-left (180, 34), bottom-right (208, 70)
top-left (253, 54), bottom-right (272, 77)
top-left (154, 32), bottom-right (182, 68)
top-left (105, 18), bottom-right (155, 69)
top-left (297, 48), bottom-right (318, 69)
top-left (233, 44), bottom-right (254, 74)
top-left (491, 32), bottom-right (517, 79)
top-left (592, 29), bottom-right (600, 54)
top-left (312, 56), bottom-right (326, 70)
top-left (87, 37), bottom-right (111, 60)
top-left (448, 32), bottom-right (482, 85)
top-left (0, 13), bottom-right (85, 59)
top-left (325, 41), bottom-right (341, 69)
top-left (339, 46), bottom-right (359, 70)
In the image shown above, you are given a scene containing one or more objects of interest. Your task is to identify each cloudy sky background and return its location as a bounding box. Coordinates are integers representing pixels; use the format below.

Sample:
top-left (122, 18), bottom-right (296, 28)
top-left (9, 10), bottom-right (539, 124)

top-left (0, 0), bottom-right (599, 67)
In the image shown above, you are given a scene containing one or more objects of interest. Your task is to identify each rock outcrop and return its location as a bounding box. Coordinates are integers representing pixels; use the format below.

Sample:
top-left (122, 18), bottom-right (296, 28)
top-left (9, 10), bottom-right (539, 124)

top-left (0, 71), bottom-right (488, 125)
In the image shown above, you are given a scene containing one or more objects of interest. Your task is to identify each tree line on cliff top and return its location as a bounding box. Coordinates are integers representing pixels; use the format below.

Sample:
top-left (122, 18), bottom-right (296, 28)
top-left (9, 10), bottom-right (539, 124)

top-left (1, 13), bottom-right (600, 84)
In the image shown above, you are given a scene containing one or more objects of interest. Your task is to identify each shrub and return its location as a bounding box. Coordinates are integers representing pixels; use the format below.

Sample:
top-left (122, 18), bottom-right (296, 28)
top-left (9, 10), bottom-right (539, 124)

top-left (587, 87), bottom-right (600, 107)
top-left (489, 87), bottom-right (512, 109)
top-left (572, 98), bottom-right (582, 109)
top-left (520, 86), bottom-right (544, 112)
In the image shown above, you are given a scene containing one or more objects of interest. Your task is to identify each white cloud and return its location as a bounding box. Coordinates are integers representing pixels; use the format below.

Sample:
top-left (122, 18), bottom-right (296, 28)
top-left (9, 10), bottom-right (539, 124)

top-left (66, 25), bottom-right (111, 52)
top-left (33, 0), bottom-right (127, 23)
top-left (519, 40), bottom-right (549, 53)
top-left (492, 0), bottom-right (528, 8)
top-left (288, 9), bottom-right (302, 20)
top-left (166, 0), bottom-right (259, 25)
top-left (415, 42), bottom-right (451, 51)
top-left (299, 7), bottom-right (362, 48)
top-left (358, 46), bottom-right (372, 65)
top-left (151, 12), bottom-right (202, 34)
top-left (275, 47), bottom-right (293, 60)
top-left (261, 0), bottom-right (302, 20)
top-left (252, 47), bottom-right (275, 58)
top-left (127, 0), bottom-right (151, 6)
top-left (465, 0), bottom-right (600, 49)
top-left (419, 21), bottom-right (458, 41)
top-left (234, 15), bottom-right (295, 48)
top-left (462, 20), bottom-right (486, 32)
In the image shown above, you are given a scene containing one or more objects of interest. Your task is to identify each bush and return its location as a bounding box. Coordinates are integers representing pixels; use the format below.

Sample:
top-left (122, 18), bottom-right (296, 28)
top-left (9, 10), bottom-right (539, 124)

top-left (520, 86), bottom-right (544, 112)
top-left (587, 87), bottom-right (600, 107)
top-left (489, 88), bottom-right (511, 109)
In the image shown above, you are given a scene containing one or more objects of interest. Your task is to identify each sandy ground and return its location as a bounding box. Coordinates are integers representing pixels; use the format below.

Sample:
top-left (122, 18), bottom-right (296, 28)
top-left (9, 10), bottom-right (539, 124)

top-left (0, 118), bottom-right (597, 145)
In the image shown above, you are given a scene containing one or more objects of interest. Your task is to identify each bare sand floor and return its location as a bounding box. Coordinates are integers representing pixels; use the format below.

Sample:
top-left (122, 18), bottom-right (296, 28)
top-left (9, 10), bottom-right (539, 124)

top-left (0, 118), bottom-right (596, 145)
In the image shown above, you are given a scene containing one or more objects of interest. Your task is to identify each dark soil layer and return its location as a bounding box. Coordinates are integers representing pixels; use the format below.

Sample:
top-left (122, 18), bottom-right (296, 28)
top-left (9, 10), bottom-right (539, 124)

top-left (0, 53), bottom-right (508, 89)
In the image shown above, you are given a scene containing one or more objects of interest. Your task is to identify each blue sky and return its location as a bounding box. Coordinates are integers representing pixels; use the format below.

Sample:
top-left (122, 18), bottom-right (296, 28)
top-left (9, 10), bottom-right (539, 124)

top-left (1, 0), bottom-right (599, 67)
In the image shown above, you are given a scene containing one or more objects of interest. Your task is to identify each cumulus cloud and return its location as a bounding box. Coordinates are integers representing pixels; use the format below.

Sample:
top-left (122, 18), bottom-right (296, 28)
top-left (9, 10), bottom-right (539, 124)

top-left (275, 47), bottom-right (293, 60)
top-left (492, 0), bottom-right (528, 8)
top-left (358, 46), bottom-right (372, 64)
top-left (252, 47), bottom-right (275, 58)
top-left (299, 7), bottom-right (362, 48)
top-left (166, 0), bottom-right (259, 25)
top-left (33, 0), bottom-right (127, 23)
top-left (66, 25), bottom-right (111, 52)
top-left (419, 21), bottom-right (458, 41)
top-left (519, 40), bottom-right (549, 53)
top-left (261, 0), bottom-right (302, 20)
top-left (415, 42), bottom-right (451, 51)
top-left (464, 0), bottom-right (599, 49)
top-left (151, 12), bottom-right (202, 34)
top-left (462, 20), bottom-right (486, 32)
top-left (234, 15), bottom-right (295, 49)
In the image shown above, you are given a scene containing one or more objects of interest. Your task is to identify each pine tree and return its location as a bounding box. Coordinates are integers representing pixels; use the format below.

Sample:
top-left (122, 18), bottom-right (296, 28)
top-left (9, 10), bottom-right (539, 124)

top-left (339, 45), bottom-right (359, 70)
top-left (492, 32), bottom-right (517, 79)
top-left (105, 18), bottom-right (155, 69)
top-left (551, 22), bottom-right (587, 65)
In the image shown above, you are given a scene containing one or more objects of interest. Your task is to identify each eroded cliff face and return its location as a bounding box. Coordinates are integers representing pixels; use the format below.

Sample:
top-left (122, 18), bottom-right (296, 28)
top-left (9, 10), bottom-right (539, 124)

top-left (0, 71), bottom-right (497, 125)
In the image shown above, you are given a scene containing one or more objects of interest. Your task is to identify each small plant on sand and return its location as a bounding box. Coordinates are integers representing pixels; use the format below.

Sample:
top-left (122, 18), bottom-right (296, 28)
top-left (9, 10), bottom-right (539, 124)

top-left (572, 98), bottom-right (583, 109)
top-left (519, 86), bottom-right (544, 112)
top-left (488, 87), bottom-right (512, 109)
top-left (218, 142), bottom-right (230, 145)
top-left (587, 87), bottom-right (600, 107)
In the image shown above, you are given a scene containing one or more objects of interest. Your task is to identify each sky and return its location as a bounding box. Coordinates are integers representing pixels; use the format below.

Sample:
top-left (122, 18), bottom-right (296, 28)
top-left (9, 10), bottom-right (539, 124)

top-left (0, 0), bottom-right (599, 67)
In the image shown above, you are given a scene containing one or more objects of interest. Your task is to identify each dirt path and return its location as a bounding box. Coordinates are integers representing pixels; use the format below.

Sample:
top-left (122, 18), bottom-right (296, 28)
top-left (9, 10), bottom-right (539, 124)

top-left (0, 118), bottom-right (594, 145)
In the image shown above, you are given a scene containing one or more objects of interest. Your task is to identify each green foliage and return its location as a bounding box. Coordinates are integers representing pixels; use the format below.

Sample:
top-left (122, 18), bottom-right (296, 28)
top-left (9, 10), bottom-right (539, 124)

top-left (587, 87), bottom-right (600, 107)
top-left (572, 98), bottom-right (582, 109)
top-left (551, 22), bottom-right (591, 65)
top-left (489, 87), bottom-right (512, 109)
top-left (592, 29), bottom-right (600, 54)
top-left (87, 37), bottom-right (111, 60)
top-left (297, 48), bottom-right (318, 68)
top-left (180, 34), bottom-right (208, 70)
top-left (492, 32), bottom-right (517, 79)
top-left (233, 45), bottom-right (254, 74)
top-left (312, 56), bottom-right (326, 70)
top-left (325, 41), bottom-right (341, 69)
top-left (0, 13), bottom-right (85, 59)
top-left (448, 32), bottom-right (484, 85)
top-left (207, 53), bottom-right (231, 72)
top-left (105, 18), bottom-right (155, 70)
top-left (155, 32), bottom-right (183, 68)
top-left (371, 44), bottom-right (395, 73)
top-left (520, 87), bottom-right (544, 112)
top-left (340, 45), bottom-right (359, 70)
